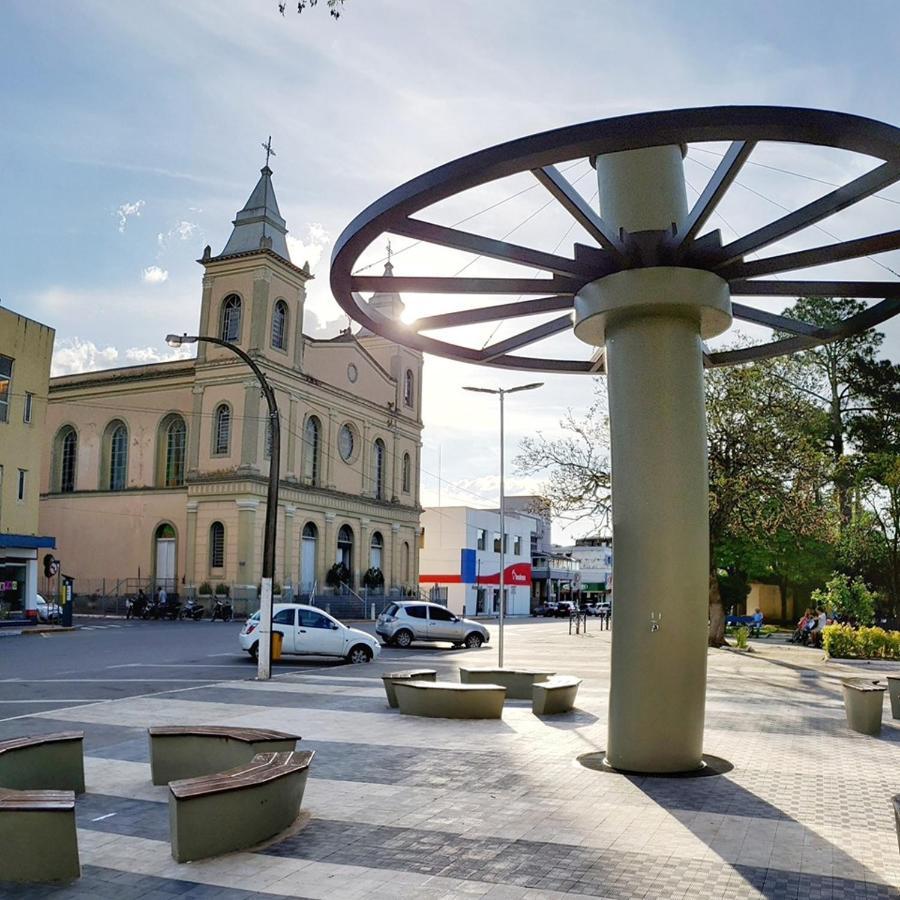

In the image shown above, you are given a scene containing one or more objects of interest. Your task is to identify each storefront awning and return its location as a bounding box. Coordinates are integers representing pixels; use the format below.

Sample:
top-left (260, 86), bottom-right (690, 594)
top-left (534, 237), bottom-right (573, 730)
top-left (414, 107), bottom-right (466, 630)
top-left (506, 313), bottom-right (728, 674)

top-left (0, 534), bottom-right (56, 549)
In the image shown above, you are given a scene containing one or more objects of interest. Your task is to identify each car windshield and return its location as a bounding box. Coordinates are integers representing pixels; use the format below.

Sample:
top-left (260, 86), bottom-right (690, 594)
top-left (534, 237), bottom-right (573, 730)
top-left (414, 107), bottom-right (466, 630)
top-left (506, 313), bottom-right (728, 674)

top-left (384, 603), bottom-right (399, 617)
top-left (248, 612), bottom-right (260, 622)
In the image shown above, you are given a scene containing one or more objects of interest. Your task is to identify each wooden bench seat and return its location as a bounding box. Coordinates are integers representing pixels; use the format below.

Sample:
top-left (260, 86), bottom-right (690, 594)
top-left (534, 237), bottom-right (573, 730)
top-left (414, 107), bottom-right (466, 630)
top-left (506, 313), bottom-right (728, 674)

top-left (459, 667), bottom-right (555, 700)
top-left (381, 669), bottom-right (437, 708)
top-left (0, 731), bottom-right (85, 794)
top-left (148, 725), bottom-right (300, 785)
top-left (168, 750), bottom-right (314, 862)
top-left (394, 680), bottom-right (506, 719)
top-left (842, 678), bottom-right (886, 736)
top-left (0, 789), bottom-right (79, 882)
top-left (532, 675), bottom-right (582, 715)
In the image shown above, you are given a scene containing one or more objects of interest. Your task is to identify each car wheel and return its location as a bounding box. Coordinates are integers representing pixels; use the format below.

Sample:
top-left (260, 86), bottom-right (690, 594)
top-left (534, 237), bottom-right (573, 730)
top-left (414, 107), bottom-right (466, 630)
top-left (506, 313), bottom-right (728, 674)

top-left (347, 644), bottom-right (372, 664)
top-left (452, 642), bottom-right (463, 649)
top-left (394, 629), bottom-right (414, 649)
top-left (248, 643), bottom-right (258, 661)
top-left (464, 633), bottom-right (484, 649)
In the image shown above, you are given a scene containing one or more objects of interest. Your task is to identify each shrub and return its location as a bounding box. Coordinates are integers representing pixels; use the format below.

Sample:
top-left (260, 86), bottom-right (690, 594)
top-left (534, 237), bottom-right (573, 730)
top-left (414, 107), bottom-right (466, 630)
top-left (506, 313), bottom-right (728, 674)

top-left (197, 581), bottom-right (213, 596)
top-left (214, 583), bottom-right (230, 597)
top-left (822, 623), bottom-right (900, 660)
top-left (362, 567), bottom-right (384, 590)
top-left (734, 626), bottom-right (749, 649)
top-left (325, 563), bottom-right (350, 588)
top-left (811, 573), bottom-right (878, 626)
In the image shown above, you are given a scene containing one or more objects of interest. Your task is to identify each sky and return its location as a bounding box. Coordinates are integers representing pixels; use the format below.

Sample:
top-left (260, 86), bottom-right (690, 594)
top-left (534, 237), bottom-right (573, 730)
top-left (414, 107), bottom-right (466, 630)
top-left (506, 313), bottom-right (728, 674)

top-left (2, 0), bottom-right (899, 544)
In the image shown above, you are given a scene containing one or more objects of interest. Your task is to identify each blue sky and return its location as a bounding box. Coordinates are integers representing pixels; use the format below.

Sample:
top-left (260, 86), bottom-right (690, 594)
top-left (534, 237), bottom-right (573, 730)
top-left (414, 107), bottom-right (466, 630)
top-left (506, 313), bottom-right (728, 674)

top-left (2, 1), bottom-right (899, 540)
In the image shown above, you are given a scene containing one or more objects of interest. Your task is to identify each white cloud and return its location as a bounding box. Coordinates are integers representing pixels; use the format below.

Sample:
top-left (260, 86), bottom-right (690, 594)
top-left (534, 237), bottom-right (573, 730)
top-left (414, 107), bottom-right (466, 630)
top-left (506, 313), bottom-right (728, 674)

top-left (141, 265), bottom-right (169, 284)
top-left (115, 200), bottom-right (145, 232)
top-left (157, 220), bottom-right (200, 249)
top-left (123, 344), bottom-right (194, 364)
top-left (286, 222), bottom-right (329, 269)
top-left (51, 338), bottom-right (193, 376)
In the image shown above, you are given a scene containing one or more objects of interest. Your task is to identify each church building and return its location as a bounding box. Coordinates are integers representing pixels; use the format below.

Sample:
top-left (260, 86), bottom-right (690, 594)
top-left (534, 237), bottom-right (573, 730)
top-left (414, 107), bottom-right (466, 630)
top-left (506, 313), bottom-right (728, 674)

top-left (38, 165), bottom-right (423, 600)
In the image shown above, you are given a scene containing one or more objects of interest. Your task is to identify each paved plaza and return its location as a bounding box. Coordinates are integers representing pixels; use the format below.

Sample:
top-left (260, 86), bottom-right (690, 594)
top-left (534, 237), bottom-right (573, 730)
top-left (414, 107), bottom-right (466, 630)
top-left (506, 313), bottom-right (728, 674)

top-left (1, 618), bottom-right (899, 899)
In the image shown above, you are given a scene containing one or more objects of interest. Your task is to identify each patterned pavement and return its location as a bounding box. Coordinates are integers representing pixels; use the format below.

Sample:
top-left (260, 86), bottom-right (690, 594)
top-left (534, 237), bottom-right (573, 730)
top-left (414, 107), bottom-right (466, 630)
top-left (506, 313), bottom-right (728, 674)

top-left (1, 620), bottom-right (898, 899)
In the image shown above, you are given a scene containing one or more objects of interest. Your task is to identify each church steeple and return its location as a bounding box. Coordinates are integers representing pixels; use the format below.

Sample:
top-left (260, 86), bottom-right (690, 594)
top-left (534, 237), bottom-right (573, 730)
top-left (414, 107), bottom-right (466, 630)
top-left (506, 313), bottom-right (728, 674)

top-left (367, 245), bottom-right (405, 321)
top-left (220, 163), bottom-right (290, 261)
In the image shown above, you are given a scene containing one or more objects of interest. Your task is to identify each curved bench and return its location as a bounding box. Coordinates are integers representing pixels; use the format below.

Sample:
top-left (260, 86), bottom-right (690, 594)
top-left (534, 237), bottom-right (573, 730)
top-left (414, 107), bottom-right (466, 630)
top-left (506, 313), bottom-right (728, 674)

top-left (168, 749), bottom-right (314, 862)
top-left (382, 669), bottom-right (437, 708)
top-left (532, 675), bottom-right (582, 715)
top-left (842, 678), bottom-right (885, 736)
top-left (394, 680), bottom-right (506, 719)
top-left (0, 789), bottom-right (80, 883)
top-left (459, 667), bottom-right (555, 700)
top-left (149, 726), bottom-right (300, 785)
top-left (0, 731), bottom-right (85, 793)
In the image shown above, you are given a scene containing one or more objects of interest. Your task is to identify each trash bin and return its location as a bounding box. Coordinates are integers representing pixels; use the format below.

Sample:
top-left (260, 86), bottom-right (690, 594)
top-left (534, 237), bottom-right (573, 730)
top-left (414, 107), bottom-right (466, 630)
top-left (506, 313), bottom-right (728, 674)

top-left (272, 631), bottom-right (283, 661)
top-left (841, 678), bottom-right (885, 735)
top-left (886, 676), bottom-right (900, 720)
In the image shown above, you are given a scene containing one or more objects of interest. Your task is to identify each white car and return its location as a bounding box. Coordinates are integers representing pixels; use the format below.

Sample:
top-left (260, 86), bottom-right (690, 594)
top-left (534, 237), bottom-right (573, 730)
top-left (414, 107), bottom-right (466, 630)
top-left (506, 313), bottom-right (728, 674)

top-left (239, 603), bottom-right (381, 664)
top-left (36, 594), bottom-right (62, 624)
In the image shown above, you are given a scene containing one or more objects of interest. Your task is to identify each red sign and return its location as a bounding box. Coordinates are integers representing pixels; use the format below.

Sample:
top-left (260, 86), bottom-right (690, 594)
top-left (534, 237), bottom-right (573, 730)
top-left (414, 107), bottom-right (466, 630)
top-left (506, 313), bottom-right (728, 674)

top-left (476, 562), bottom-right (532, 587)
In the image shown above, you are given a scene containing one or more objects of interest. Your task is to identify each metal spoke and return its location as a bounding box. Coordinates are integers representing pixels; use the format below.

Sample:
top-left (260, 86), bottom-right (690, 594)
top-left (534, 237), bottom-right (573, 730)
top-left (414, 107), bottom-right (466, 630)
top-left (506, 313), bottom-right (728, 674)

top-left (730, 303), bottom-right (822, 336)
top-left (482, 315), bottom-right (573, 361)
top-left (730, 279), bottom-right (900, 299)
top-left (718, 229), bottom-right (900, 279)
top-left (350, 275), bottom-right (581, 295)
top-left (413, 295), bottom-right (574, 331)
top-left (712, 161), bottom-right (900, 267)
top-left (389, 218), bottom-right (605, 278)
top-left (671, 141), bottom-right (755, 253)
top-left (532, 165), bottom-right (630, 262)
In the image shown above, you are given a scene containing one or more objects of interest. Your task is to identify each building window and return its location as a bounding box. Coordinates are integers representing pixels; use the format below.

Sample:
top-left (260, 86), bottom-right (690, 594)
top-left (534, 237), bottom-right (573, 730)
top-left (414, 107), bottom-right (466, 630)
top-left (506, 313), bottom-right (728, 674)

top-left (338, 424), bottom-right (355, 463)
top-left (108, 422), bottom-right (128, 491)
top-left (213, 404), bottom-right (231, 455)
top-left (209, 522), bottom-right (225, 569)
top-left (220, 294), bottom-right (242, 342)
top-left (0, 355), bottom-right (11, 423)
top-left (58, 427), bottom-right (77, 493)
top-left (477, 528), bottom-right (486, 551)
top-left (23, 392), bottom-right (33, 424)
top-left (514, 536), bottom-right (521, 555)
top-left (303, 416), bottom-right (321, 484)
top-left (301, 522), bottom-right (318, 593)
top-left (271, 299), bottom-right (288, 350)
top-left (337, 524), bottom-right (353, 573)
top-left (17, 469), bottom-right (26, 502)
top-left (370, 531), bottom-right (384, 570)
top-left (403, 369), bottom-right (414, 407)
top-left (373, 439), bottom-right (386, 500)
top-left (401, 452), bottom-right (411, 494)
top-left (493, 532), bottom-right (501, 553)
top-left (160, 415), bottom-right (186, 487)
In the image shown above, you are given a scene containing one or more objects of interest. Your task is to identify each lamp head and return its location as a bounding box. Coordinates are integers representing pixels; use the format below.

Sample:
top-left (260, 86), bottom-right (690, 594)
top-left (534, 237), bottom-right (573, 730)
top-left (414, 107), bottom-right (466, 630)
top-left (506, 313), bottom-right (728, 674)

top-left (166, 333), bottom-right (198, 347)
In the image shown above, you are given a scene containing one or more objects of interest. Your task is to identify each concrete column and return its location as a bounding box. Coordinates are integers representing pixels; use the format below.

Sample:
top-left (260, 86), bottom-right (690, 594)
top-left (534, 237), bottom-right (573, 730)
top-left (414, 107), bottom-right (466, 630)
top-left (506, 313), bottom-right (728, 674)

top-left (390, 523), bottom-right (401, 590)
top-left (286, 398), bottom-right (298, 477)
top-left (185, 501), bottom-right (199, 588)
top-left (358, 518), bottom-right (371, 588)
top-left (322, 512), bottom-right (336, 576)
top-left (360, 424), bottom-right (371, 497)
top-left (249, 268), bottom-right (271, 353)
top-left (187, 385), bottom-right (204, 476)
top-left (283, 505), bottom-right (295, 591)
top-left (573, 145), bottom-right (732, 774)
top-left (236, 499), bottom-right (260, 588)
top-left (240, 379), bottom-right (260, 471)
top-left (325, 413), bottom-right (336, 489)
top-left (197, 275), bottom-right (214, 362)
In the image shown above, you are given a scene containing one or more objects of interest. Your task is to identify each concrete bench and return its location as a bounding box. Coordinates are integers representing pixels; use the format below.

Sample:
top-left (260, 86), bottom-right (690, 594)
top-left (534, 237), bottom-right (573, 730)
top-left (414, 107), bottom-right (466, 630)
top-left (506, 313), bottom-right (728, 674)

top-left (168, 749), bottom-right (314, 862)
top-left (382, 669), bottom-right (438, 708)
top-left (0, 731), bottom-right (85, 793)
top-left (394, 680), bottom-right (506, 719)
top-left (149, 726), bottom-right (300, 785)
top-left (887, 676), bottom-right (900, 720)
top-left (842, 678), bottom-right (886, 735)
top-left (459, 667), bottom-right (555, 700)
top-left (532, 675), bottom-right (582, 715)
top-left (0, 789), bottom-right (80, 882)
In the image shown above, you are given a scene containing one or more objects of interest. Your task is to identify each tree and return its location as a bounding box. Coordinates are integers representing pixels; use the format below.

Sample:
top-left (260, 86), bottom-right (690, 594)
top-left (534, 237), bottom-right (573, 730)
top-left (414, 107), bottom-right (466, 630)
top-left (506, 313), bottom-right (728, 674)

top-left (280, 0), bottom-right (346, 17)
top-left (811, 572), bottom-right (877, 625)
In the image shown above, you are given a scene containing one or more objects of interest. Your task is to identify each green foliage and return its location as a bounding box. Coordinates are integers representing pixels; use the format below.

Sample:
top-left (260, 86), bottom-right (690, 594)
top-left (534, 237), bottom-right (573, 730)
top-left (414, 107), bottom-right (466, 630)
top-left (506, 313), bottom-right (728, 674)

top-left (325, 563), bottom-right (350, 588)
top-left (197, 581), bottom-right (213, 595)
top-left (362, 567), bottom-right (385, 589)
top-left (214, 583), bottom-right (229, 597)
top-left (811, 572), bottom-right (878, 625)
top-left (822, 623), bottom-right (900, 659)
top-left (734, 626), bottom-right (749, 649)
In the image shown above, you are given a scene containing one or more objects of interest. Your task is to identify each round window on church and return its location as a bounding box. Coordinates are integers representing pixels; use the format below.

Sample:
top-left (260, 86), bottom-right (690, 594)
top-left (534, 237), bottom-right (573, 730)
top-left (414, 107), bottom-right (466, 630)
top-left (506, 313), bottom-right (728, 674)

top-left (347, 363), bottom-right (358, 384)
top-left (338, 424), bottom-right (355, 462)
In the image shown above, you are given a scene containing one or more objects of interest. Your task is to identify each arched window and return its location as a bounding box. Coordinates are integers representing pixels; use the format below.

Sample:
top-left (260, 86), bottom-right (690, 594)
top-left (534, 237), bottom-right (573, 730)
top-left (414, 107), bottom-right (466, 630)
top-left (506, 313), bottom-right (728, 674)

top-left (337, 524), bottom-right (353, 572)
top-left (301, 522), bottom-right (318, 593)
top-left (271, 299), bottom-right (288, 350)
top-left (220, 294), bottom-right (242, 342)
top-left (159, 415), bottom-right (186, 487)
top-left (404, 369), bottom-right (414, 407)
top-left (213, 404), bottom-right (231, 455)
top-left (209, 522), bottom-right (225, 569)
top-left (370, 531), bottom-right (384, 571)
top-left (108, 421), bottom-right (128, 491)
top-left (373, 439), bottom-right (385, 500)
top-left (402, 541), bottom-right (410, 583)
top-left (402, 452), bottom-right (411, 494)
top-left (57, 426), bottom-right (77, 493)
top-left (302, 416), bottom-right (321, 484)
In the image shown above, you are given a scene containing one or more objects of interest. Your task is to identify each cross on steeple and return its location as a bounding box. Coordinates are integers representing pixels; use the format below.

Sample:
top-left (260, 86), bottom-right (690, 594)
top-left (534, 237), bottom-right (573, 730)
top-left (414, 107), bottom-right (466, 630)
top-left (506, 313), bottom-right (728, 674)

top-left (261, 136), bottom-right (276, 168)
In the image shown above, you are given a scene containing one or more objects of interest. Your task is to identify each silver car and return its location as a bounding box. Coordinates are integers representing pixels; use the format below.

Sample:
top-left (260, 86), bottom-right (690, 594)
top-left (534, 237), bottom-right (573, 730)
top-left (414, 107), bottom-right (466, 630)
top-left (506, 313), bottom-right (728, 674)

top-left (376, 601), bottom-right (489, 649)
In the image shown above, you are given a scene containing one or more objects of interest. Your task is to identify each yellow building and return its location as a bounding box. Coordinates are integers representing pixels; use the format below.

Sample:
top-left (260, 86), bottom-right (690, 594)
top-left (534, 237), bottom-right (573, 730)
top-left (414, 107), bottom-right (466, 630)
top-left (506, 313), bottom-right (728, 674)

top-left (39, 165), bottom-right (423, 604)
top-left (0, 306), bottom-right (56, 623)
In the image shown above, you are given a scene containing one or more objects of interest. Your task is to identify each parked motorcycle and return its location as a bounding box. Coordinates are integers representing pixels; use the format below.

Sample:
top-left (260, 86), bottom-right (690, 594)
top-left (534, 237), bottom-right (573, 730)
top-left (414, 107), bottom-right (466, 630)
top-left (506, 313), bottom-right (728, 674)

top-left (211, 596), bottom-right (233, 622)
top-left (159, 596), bottom-right (182, 620)
top-left (126, 593), bottom-right (148, 620)
top-left (141, 596), bottom-right (160, 620)
top-left (179, 598), bottom-right (205, 621)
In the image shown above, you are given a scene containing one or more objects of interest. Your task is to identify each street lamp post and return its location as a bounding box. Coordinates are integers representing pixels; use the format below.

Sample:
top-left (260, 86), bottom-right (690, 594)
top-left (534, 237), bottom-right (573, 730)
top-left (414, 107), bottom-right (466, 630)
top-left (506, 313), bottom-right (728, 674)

top-left (462, 382), bottom-right (542, 667)
top-left (166, 333), bottom-right (280, 681)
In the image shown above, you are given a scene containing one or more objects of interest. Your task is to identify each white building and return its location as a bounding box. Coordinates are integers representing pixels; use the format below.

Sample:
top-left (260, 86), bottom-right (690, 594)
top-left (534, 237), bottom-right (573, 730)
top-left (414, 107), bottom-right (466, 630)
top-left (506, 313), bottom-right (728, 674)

top-left (419, 506), bottom-right (532, 617)
top-left (558, 536), bottom-right (613, 602)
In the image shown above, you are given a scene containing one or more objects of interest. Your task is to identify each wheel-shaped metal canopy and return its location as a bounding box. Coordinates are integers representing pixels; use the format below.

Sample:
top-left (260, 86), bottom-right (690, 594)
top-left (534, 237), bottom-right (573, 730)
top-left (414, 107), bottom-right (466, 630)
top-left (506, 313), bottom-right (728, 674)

top-left (330, 107), bottom-right (900, 372)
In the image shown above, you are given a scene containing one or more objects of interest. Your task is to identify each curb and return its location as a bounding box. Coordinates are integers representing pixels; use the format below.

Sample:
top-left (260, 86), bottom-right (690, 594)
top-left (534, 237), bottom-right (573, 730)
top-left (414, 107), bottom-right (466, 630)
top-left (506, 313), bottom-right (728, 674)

top-left (21, 626), bottom-right (81, 636)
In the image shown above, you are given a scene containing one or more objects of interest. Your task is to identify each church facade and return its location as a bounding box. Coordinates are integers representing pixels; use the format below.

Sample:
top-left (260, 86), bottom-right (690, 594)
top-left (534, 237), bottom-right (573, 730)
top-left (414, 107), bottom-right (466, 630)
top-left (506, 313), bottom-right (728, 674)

top-left (38, 166), bottom-right (423, 600)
